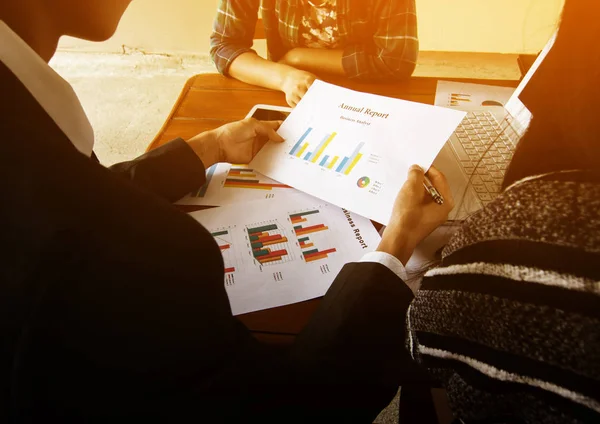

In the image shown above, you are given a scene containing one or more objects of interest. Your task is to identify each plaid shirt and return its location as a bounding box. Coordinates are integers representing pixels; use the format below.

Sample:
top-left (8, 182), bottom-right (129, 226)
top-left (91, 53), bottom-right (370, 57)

top-left (210, 0), bottom-right (418, 81)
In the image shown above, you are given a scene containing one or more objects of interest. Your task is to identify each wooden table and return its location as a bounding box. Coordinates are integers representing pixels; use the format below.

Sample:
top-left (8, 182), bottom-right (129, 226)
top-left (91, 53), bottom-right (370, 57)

top-left (147, 73), bottom-right (518, 345)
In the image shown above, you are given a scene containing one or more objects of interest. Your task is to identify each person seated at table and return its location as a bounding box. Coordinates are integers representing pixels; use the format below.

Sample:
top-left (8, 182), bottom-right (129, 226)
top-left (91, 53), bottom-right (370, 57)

top-left (209, 0), bottom-right (418, 106)
top-left (290, 0), bottom-right (599, 421)
top-left (3, 0), bottom-right (599, 423)
top-left (1, 0), bottom-right (427, 421)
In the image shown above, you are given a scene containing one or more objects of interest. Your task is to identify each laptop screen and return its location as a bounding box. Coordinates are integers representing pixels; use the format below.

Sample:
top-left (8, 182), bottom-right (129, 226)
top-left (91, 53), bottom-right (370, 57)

top-left (504, 33), bottom-right (557, 133)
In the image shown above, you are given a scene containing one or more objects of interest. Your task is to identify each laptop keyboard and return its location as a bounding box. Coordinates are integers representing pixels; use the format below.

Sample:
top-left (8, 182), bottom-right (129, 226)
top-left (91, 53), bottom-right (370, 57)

top-left (453, 111), bottom-right (517, 205)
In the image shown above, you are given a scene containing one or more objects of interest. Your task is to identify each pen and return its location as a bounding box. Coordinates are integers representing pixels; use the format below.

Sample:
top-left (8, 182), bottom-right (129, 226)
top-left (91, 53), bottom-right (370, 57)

top-left (423, 175), bottom-right (444, 205)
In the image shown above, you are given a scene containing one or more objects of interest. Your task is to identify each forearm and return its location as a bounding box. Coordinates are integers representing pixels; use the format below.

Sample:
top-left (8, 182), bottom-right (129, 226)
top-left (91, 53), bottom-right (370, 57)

top-left (280, 48), bottom-right (345, 76)
top-left (229, 52), bottom-right (295, 91)
top-left (108, 138), bottom-right (207, 202)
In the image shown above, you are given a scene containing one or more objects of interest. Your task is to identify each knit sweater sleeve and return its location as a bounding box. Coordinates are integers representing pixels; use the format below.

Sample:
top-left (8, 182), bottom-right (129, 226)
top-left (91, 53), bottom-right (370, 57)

top-left (407, 177), bottom-right (600, 423)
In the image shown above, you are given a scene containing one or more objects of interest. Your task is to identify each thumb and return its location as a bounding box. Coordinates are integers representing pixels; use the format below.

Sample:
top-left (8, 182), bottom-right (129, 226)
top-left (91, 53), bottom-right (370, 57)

top-left (407, 164), bottom-right (425, 186)
top-left (255, 121), bottom-right (284, 143)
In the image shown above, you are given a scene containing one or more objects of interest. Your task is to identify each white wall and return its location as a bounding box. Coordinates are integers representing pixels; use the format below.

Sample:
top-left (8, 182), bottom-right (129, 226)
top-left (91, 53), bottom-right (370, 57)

top-left (58, 0), bottom-right (564, 54)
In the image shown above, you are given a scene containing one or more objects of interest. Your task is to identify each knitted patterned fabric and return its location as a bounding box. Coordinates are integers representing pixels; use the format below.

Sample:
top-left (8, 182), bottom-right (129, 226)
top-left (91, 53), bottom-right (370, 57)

top-left (408, 174), bottom-right (600, 423)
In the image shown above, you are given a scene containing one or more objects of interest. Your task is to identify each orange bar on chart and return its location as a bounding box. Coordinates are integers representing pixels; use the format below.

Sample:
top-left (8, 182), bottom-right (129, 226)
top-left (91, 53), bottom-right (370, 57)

top-left (305, 253), bottom-right (328, 262)
top-left (262, 237), bottom-right (288, 247)
top-left (260, 256), bottom-right (282, 264)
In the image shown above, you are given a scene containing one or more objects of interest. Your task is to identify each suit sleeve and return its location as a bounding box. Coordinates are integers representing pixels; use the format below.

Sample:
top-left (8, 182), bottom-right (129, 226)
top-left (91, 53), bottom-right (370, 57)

top-left (107, 138), bottom-right (207, 202)
top-left (283, 261), bottom-right (416, 422)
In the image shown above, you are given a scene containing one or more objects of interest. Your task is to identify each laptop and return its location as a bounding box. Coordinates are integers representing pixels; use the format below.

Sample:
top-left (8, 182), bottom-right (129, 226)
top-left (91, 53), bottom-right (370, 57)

top-left (434, 34), bottom-right (557, 221)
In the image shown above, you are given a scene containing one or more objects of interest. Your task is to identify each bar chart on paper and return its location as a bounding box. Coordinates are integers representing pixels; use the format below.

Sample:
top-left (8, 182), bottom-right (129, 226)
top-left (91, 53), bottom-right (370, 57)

top-left (289, 209), bottom-right (337, 264)
top-left (288, 127), bottom-right (366, 176)
top-left (177, 163), bottom-right (298, 206)
top-left (211, 227), bottom-right (238, 286)
top-left (246, 221), bottom-right (294, 268)
top-left (221, 166), bottom-right (290, 191)
top-left (188, 195), bottom-right (381, 315)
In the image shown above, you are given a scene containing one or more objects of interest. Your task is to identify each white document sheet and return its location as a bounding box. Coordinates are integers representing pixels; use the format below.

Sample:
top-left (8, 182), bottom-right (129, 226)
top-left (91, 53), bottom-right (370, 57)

top-left (251, 80), bottom-right (465, 224)
top-left (188, 196), bottom-right (380, 315)
top-left (176, 163), bottom-right (301, 206)
top-left (435, 81), bottom-right (515, 109)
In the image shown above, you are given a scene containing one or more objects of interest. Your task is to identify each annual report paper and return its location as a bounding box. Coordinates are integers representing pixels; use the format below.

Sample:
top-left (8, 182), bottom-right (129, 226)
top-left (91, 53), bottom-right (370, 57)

top-left (188, 196), bottom-right (380, 315)
top-left (251, 80), bottom-right (466, 224)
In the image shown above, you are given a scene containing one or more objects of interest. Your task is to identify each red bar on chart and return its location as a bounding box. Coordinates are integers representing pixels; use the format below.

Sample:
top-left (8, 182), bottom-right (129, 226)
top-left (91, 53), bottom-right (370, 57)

top-left (256, 234), bottom-right (285, 243)
top-left (295, 224), bottom-right (327, 235)
top-left (304, 248), bottom-right (337, 261)
top-left (258, 249), bottom-right (288, 261)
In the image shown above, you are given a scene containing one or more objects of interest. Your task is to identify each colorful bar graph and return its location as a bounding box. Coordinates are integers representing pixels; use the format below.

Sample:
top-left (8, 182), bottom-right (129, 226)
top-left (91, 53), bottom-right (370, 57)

top-left (253, 249), bottom-right (270, 257)
top-left (287, 128), bottom-right (366, 175)
top-left (248, 224), bottom-right (278, 234)
top-left (262, 237), bottom-right (288, 247)
top-left (327, 156), bottom-right (339, 169)
top-left (304, 248), bottom-right (337, 262)
top-left (289, 210), bottom-right (320, 219)
top-left (251, 236), bottom-right (285, 249)
top-left (247, 221), bottom-right (292, 266)
top-left (304, 253), bottom-right (329, 263)
top-left (193, 164), bottom-right (217, 197)
top-left (289, 127), bottom-right (313, 156)
top-left (289, 209), bottom-right (336, 263)
top-left (310, 133), bottom-right (337, 164)
top-left (296, 143), bottom-right (309, 158)
top-left (340, 142), bottom-right (365, 174)
top-left (295, 224), bottom-right (328, 236)
top-left (260, 256), bottom-right (283, 264)
top-left (224, 168), bottom-right (290, 191)
top-left (228, 168), bottom-right (257, 178)
top-left (335, 157), bottom-right (349, 173)
top-left (344, 153), bottom-right (363, 175)
top-left (255, 234), bottom-right (284, 243)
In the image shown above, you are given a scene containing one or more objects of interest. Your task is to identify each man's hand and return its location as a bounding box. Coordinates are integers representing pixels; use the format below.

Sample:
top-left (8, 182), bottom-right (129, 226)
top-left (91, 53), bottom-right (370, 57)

top-left (280, 68), bottom-right (317, 107)
top-left (378, 165), bottom-right (454, 265)
top-left (188, 119), bottom-right (284, 169)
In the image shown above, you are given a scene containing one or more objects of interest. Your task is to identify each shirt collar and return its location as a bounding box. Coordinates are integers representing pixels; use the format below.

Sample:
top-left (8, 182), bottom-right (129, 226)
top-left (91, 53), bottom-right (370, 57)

top-left (0, 20), bottom-right (94, 157)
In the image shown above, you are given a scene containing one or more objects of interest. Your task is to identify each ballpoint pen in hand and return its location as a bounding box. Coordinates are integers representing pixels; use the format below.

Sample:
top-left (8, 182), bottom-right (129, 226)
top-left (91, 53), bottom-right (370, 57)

top-left (423, 175), bottom-right (444, 205)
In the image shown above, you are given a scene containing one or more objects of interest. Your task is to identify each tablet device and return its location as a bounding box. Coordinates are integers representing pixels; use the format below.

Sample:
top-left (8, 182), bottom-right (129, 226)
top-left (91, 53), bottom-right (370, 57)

top-left (246, 104), bottom-right (293, 121)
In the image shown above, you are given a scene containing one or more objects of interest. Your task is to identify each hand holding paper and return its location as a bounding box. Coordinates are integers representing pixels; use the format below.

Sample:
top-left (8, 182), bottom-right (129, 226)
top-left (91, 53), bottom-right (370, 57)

top-left (251, 80), bottom-right (466, 224)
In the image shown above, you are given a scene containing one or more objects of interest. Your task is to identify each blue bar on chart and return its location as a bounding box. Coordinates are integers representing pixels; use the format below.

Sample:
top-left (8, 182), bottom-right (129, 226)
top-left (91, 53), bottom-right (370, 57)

top-left (319, 155), bottom-right (329, 167)
top-left (193, 164), bottom-right (217, 197)
top-left (336, 142), bottom-right (365, 175)
top-left (335, 157), bottom-right (350, 173)
top-left (305, 133), bottom-right (331, 162)
top-left (289, 127), bottom-right (313, 156)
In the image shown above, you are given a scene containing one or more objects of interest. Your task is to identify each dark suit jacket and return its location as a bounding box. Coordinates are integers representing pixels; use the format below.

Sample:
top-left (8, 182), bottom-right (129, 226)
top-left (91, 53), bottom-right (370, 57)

top-left (0, 61), bottom-right (415, 423)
